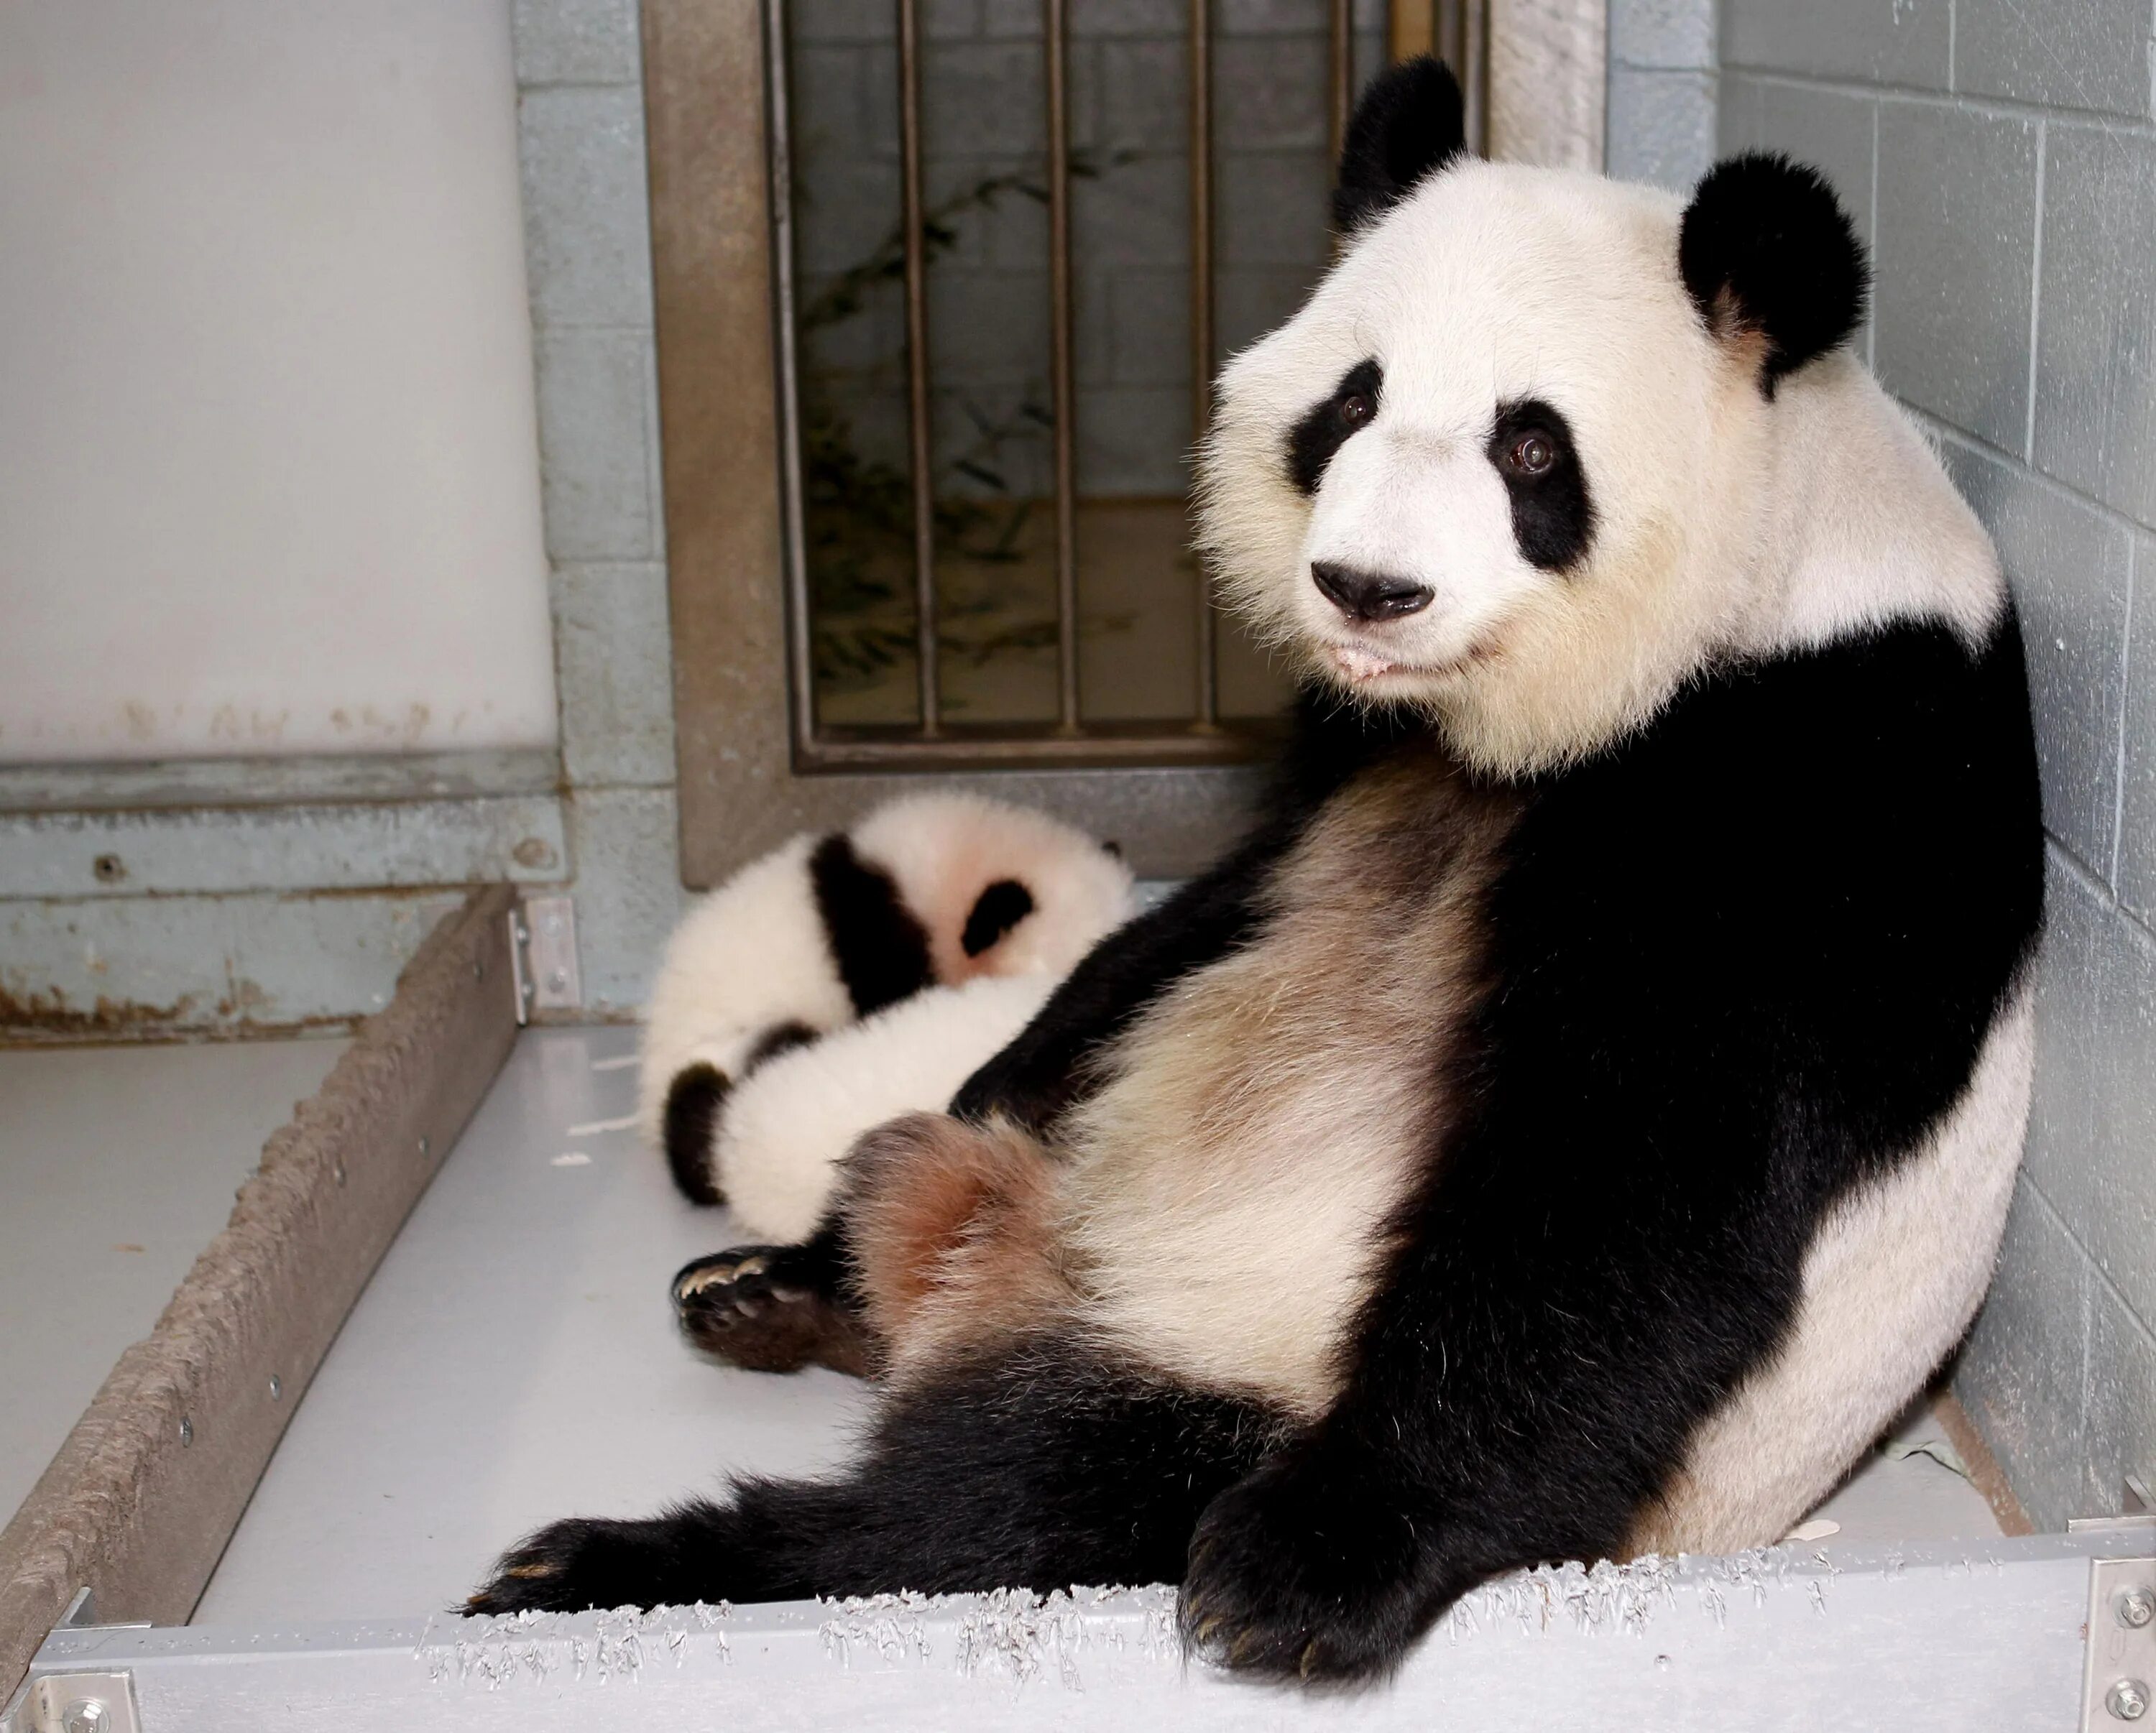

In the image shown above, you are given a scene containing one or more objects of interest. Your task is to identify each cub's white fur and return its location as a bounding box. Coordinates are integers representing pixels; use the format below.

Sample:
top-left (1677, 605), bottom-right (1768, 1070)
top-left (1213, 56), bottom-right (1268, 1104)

top-left (719, 974), bottom-right (1057, 1244)
top-left (637, 832), bottom-right (850, 1150)
top-left (637, 791), bottom-right (1133, 1179)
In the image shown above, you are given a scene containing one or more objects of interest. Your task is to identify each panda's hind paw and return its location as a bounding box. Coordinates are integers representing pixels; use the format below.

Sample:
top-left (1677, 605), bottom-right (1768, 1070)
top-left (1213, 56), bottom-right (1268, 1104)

top-left (672, 1243), bottom-right (877, 1378)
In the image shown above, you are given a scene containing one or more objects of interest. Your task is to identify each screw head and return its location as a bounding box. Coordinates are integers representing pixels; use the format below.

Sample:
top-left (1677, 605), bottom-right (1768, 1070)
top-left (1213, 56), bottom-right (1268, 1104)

top-left (546, 969), bottom-right (568, 994)
top-left (418, 1135), bottom-right (430, 1158)
top-left (268, 1374), bottom-right (282, 1400)
top-left (2111, 1678), bottom-right (2151, 1722)
top-left (178, 1416), bottom-right (193, 1447)
top-left (333, 1160), bottom-right (347, 1188)
top-left (59, 1698), bottom-right (109, 1733)
top-left (2121, 1586), bottom-right (2156, 1630)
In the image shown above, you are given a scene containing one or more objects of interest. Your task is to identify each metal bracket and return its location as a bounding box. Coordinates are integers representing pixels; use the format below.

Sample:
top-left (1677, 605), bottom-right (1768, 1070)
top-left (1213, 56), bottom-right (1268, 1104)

top-left (507, 895), bottom-right (581, 1025)
top-left (2083, 1556), bottom-right (2156, 1729)
top-left (8, 1672), bottom-right (141, 1733)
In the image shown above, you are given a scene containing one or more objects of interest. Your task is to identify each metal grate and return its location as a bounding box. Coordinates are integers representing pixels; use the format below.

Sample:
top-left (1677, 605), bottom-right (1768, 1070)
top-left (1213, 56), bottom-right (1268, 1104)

top-left (766, 0), bottom-right (1486, 772)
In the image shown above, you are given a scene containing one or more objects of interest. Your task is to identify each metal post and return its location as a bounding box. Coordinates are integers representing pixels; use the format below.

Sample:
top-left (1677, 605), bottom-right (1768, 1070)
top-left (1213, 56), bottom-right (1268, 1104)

top-left (1188, 0), bottom-right (1219, 730)
top-left (1046, 0), bottom-right (1081, 732)
top-left (897, 0), bottom-right (940, 736)
top-left (1328, 0), bottom-right (1353, 167)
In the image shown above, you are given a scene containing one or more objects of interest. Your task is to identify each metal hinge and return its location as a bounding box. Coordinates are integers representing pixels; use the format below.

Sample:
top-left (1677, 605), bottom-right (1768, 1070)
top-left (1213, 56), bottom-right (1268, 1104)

top-left (7, 1672), bottom-right (141, 1733)
top-left (2083, 1554), bottom-right (2156, 1729)
top-left (507, 895), bottom-right (581, 1025)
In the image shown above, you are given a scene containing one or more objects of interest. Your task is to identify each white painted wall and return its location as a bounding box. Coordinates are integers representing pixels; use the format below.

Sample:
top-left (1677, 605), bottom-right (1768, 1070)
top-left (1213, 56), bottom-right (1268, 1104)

top-left (0, 0), bottom-right (557, 763)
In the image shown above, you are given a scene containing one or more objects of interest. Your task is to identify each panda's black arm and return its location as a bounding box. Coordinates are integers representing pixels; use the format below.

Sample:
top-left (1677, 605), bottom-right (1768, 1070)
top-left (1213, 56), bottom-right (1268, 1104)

top-left (955, 691), bottom-right (1419, 1133)
top-left (1178, 1147), bottom-right (1802, 1681)
top-left (948, 819), bottom-right (1289, 1132)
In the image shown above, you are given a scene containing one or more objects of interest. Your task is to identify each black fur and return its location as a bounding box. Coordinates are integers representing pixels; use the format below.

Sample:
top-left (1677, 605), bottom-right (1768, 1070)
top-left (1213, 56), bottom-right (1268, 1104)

top-left (1680, 152), bottom-right (1869, 393)
top-left (1286, 359), bottom-right (1383, 495)
top-left (809, 833), bottom-right (934, 1016)
top-left (1332, 56), bottom-right (1467, 234)
top-left (660, 1025), bottom-right (821, 1206)
top-left (951, 692), bottom-right (1422, 1133)
top-left (660, 1063), bottom-right (729, 1206)
top-left (481, 615), bottom-right (2040, 1685)
top-left (468, 1339), bottom-right (1288, 1616)
top-left (672, 1224), bottom-right (872, 1376)
top-left (745, 1019), bottom-right (819, 1070)
top-left (1182, 609), bottom-right (2041, 1678)
top-left (1487, 397), bottom-right (1595, 571)
top-left (961, 879), bottom-right (1035, 957)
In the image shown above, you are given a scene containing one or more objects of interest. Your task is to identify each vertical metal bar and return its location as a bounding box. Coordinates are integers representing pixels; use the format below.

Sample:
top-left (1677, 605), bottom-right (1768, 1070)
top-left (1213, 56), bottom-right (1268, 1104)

top-left (1188, 0), bottom-right (1219, 729)
top-left (1461, 0), bottom-right (1488, 155)
top-left (1327, 0), bottom-right (1353, 167)
top-left (1046, 0), bottom-right (1081, 732)
top-left (898, 0), bottom-right (940, 735)
top-left (1432, 0), bottom-right (1462, 70)
top-left (765, 0), bottom-right (819, 757)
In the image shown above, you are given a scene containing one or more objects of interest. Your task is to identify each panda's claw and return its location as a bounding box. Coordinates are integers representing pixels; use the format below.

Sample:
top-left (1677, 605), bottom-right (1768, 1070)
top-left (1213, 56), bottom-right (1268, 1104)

top-left (671, 1242), bottom-right (878, 1377)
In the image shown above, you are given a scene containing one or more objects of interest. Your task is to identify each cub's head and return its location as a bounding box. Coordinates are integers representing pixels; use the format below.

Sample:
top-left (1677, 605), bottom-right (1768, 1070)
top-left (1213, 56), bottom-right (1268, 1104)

top-left (1198, 58), bottom-right (1869, 774)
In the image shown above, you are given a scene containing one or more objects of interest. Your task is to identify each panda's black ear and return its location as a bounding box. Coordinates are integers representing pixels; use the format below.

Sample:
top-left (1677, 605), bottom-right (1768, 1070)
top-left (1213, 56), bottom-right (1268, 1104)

top-left (1678, 152), bottom-right (1869, 392)
top-left (1332, 57), bottom-right (1466, 234)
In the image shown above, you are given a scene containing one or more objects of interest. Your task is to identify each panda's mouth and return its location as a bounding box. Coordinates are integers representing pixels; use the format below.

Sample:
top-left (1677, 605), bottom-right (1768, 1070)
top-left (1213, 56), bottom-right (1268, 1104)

top-left (1327, 639), bottom-right (1488, 684)
top-left (1331, 644), bottom-right (1396, 683)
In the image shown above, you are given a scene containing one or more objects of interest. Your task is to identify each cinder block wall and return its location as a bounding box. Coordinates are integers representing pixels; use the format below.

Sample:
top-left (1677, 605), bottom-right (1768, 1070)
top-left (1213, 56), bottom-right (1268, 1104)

top-left (1721, 0), bottom-right (2156, 1528)
top-left (512, 0), bottom-right (683, 1010)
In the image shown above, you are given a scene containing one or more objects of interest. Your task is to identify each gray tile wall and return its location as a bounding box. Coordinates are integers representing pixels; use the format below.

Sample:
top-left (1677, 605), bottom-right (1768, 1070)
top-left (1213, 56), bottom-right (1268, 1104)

top-left (1722, 0), bottom-right (2156, 1528)
top-left (514, 0), bottom-right (683, 1012)
top-left (1606, 0), bottom-right (1715, 190)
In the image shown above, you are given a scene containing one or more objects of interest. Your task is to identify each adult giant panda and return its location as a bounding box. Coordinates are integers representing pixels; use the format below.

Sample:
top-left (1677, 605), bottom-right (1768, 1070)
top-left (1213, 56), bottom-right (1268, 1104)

top-left (473, 59), bottom-right (2043, 1686)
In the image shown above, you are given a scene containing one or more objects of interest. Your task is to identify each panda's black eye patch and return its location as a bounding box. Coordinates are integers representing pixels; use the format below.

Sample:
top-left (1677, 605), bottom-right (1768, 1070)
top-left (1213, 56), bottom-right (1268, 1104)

top-left (1286, 359), bottom-right (1383, 494)
top-left (1485, 397), bottom-right (1594, 573)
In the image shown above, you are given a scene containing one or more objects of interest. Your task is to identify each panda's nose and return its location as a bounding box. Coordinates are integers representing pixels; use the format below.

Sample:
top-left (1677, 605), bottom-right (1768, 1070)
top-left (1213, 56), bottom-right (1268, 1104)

top-left (1310, 561), bottom-right (1434, 623)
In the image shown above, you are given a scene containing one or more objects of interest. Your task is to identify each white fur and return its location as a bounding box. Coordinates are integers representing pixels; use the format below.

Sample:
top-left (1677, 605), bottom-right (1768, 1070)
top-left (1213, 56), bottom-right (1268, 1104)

top-left (850, 792), bottom-right (1135, 986)
top-left (718, 974), bottom-right (1058, 1244)
top-left (1636, 982), bottom-right (2035, 1554)
top-left (636, 793), bottom-right (1133, 1185)
top-left (1199, 159), bottom-right (2004, 775)
top-left (635, 833), bottom-right (853, 1149)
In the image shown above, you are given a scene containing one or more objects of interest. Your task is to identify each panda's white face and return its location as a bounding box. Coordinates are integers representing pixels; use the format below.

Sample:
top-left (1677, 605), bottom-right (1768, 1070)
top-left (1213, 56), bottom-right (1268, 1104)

top-left (1199, 160), bottom-right (1773, 772)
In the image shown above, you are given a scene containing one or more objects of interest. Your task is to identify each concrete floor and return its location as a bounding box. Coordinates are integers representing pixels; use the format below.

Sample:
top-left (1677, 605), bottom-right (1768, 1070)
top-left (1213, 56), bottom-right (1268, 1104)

top-left (0, 1035), bottom-right (348, 1525)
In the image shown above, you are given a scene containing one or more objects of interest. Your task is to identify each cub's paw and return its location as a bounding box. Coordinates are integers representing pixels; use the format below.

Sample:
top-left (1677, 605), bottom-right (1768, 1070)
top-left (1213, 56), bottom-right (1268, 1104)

top-left (1179, 1456), bottom-right (1438, 1685)
top-left (673, 1244), bottom-right (875, 1377)
top-left (465, 1517), bottom-right (671, 1617)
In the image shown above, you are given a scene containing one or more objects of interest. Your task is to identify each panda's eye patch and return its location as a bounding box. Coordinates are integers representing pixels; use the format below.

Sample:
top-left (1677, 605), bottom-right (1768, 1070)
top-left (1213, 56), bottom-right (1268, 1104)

top-left (1286, 359), bottom-right (1383, 494)
top-left (1486, 397), bottom-right (1595, 572)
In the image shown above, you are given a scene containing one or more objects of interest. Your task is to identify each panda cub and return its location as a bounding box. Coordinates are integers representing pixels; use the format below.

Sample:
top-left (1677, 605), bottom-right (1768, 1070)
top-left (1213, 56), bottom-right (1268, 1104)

top-left (637, 792), bottom-right (1133, 1213)
top-left (475, 60), bottom-right (2042, 1686)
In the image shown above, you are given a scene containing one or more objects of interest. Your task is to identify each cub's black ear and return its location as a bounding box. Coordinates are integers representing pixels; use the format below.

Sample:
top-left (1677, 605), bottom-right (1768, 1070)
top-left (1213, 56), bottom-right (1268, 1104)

top-left (1679, 152), bottom-right (1869, 393)
top-left (1332, 57), bottom-right (1467, 234)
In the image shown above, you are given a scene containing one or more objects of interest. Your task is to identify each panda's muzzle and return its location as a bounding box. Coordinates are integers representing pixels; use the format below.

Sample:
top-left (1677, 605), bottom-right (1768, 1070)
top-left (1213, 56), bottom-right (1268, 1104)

top-left (1310, 560), bottom-right (1434, 623)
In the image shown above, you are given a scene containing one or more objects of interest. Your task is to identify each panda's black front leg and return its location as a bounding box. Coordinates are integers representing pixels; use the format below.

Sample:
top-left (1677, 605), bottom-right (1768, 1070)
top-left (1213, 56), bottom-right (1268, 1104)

top-left (1181, 1443), bottom-right (1470, 1682)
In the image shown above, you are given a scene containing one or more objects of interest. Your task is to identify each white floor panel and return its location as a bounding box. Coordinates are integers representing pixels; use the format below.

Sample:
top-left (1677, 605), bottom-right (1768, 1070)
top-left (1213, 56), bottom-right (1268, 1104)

top-left (0, 1035), bottom-right (348, 1527)
top-left (189, 1023), bottom-right (1998, 1625)
top-left (193, 1025), bottom-right (873, 1623)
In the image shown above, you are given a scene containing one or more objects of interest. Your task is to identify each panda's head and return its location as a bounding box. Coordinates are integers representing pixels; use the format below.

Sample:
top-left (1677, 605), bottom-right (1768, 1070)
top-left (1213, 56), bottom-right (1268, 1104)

top-left (1198, 58), bottom-right (1872, 774)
